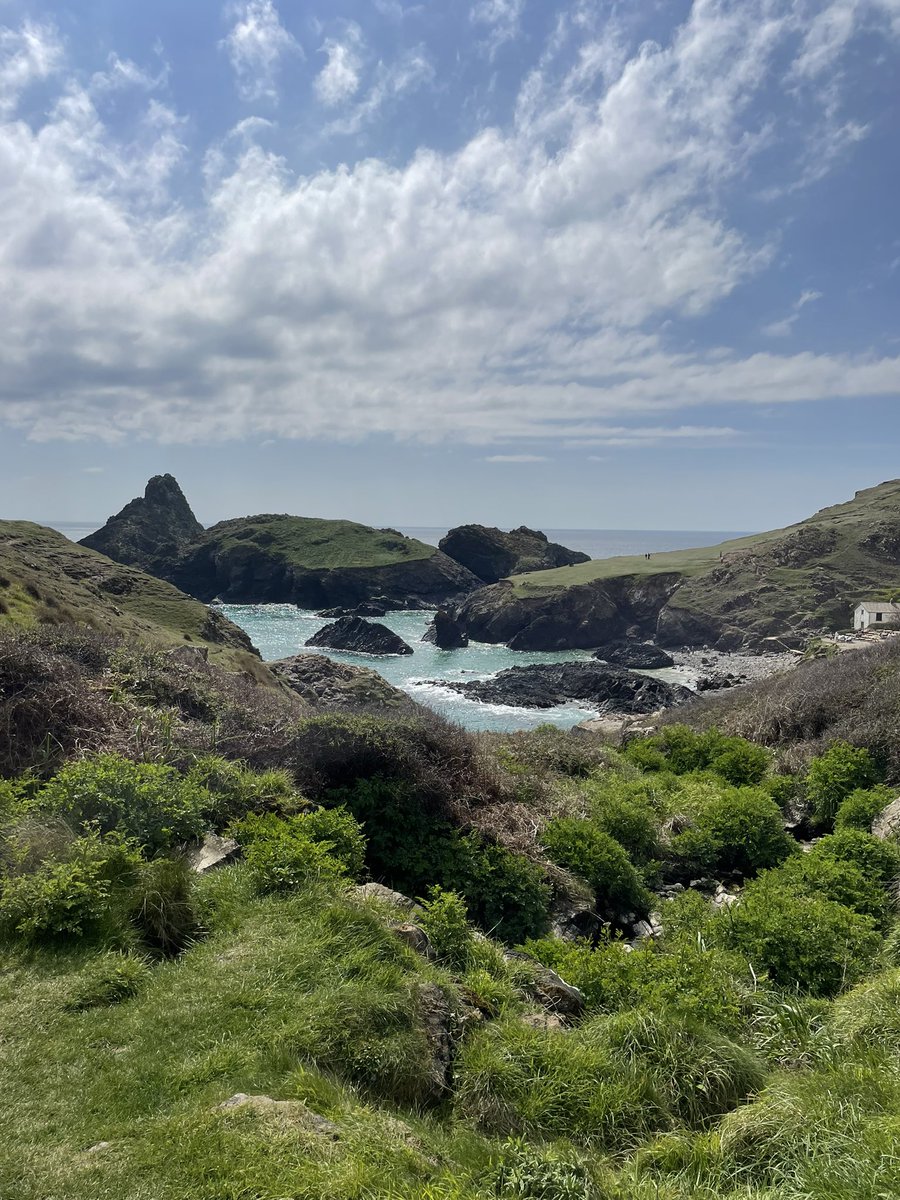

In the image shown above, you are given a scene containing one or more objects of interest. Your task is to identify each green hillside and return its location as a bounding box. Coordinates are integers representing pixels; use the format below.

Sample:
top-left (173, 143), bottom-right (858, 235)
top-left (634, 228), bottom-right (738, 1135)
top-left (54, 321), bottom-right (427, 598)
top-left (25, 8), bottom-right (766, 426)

top-left (200, 515), bottom-right (438, 570)
top-left (0, 521), bottom-right (262, 673)
top-left (452, 478), bottom-right (900, 650)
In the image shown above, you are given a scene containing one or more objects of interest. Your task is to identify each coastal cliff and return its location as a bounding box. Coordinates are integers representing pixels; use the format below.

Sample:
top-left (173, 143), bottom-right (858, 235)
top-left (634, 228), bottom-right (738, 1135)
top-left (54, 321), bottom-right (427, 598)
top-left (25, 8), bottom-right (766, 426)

top-left (453, 480), bottom-right (900, 651)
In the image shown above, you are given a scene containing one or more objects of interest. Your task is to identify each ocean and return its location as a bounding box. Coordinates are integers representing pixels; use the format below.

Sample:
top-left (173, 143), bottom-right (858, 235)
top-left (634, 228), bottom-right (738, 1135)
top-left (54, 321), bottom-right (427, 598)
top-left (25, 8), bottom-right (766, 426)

top-left (49, 522), bottom-right (747, 731)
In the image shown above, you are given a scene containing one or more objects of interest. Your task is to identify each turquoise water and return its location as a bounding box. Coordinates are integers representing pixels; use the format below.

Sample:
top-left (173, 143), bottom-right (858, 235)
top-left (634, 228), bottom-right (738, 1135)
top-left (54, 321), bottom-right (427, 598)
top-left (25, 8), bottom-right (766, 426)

top-left (220, 604), bottom-right (697, 733)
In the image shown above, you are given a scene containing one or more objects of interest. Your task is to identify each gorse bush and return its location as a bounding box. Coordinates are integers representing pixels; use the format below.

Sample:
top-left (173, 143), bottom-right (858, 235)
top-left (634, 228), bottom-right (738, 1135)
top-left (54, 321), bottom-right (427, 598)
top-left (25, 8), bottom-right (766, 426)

top-left (448, 835), bottom-right (551, 944)
top-left (237, 815), bottom-right (352, 895)
top-left (184, 756), bottom-right (302, 826)
top-left (232, 808), bottom-right (366, 879)
top-left (669, 786), bottom-right (795, 879)
top-left (711, 870), bottom-right (881, 997)
top-left (835, 784), bottom-right (894, 831)
top-left (625, 725), bottom-right (770, 785)
top-left (0, 827), bottom-right (141, 942)
top-left (38, 755), bottom-right (207, 851)
top-left (589, 789), bottom-right (660, 865)
top-left (805, 741), bottom-right (882, 827)
top-left (541, 818), bottom-right (650, 917)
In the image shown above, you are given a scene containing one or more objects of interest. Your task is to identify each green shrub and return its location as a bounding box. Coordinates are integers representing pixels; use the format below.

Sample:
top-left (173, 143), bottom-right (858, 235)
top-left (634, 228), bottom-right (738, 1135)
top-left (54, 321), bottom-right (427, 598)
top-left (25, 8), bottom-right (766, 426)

top-left (625, 726), bottom-right (769, 785)
top-left (541, 819), bottom-right (650, 917)
top-left (326, 776), bottom-right (459, 895)
top-left (712, 871), bottom-right (881, 997)
top-left (245, 834), bottom-right (347, 895)
top-left (835, 785), bottom-right (894, 832)
top-left (130, 856), bottom-right (199, 955)
top-left (830, 968), bottom-right (900, 1051)
top-left (807, 827), bottom-right (900, 885)
top-left (590, 793), bottom-right (659, 865)
top-left (0, 828), bottom-right (141, 942)
top-left (66, 950), bottom-right (151, 1010)
top-left (669, 786), bottom-right (794, 878)
top-left (525, 935), bottom-right (749, 1032)
top-left (805, 741), bottom-right (881, 827)
top-left (38, 755), bottom-right (206, 850)
top-left (185, 756), bottom-right (301, 825)
top-left (233, 808), bottom-right (366, 881)
top-left (418, 885), bottom-right (472, 968)
top-left (448, 836), bottom-right (551, 944)
top-left (774, 852), bottom-right (891, 927)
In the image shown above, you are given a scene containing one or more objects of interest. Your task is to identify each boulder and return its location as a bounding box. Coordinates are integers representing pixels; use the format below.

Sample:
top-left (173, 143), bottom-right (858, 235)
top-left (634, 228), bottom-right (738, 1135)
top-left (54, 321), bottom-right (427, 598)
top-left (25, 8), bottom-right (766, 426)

top-left (504, 950), bottom-right (585, 1017)
top-left (391, 922), bottom-right (435, 958)
top-left (305, 616), bottom-right (414, 656)
top-left (270, 653), bottom-right (415, 711)
top-left (189, 832), bottom-right (240, 874)
top-left (594, 642), bottom-right (674, 670)
top-left (439, 524), bottom-right (590, 584)
top-left (422, 609), bottom-right (469, 649)
top-left (435, 661), bottom-right (690, 712)
top-left (352, 882), bottom-right (420, 912)
top-left (873, 797), bottom-right (900, 840)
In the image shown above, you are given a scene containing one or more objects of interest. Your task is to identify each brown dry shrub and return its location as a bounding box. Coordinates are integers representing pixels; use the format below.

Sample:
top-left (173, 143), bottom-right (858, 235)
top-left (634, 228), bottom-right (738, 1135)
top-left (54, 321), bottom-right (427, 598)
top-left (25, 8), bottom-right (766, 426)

top-left (669, 638), bottom-right (900, 779)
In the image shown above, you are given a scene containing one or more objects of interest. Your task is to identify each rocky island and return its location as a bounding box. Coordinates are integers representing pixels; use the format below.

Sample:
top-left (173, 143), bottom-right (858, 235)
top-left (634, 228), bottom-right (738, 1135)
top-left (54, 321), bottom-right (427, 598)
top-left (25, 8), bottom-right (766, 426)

top-left (438, 523), bottom-right (590, 583)
top-left (80, 476), bottom-right (480, 609)
top-left (436, 661), bottom-right (690, 711)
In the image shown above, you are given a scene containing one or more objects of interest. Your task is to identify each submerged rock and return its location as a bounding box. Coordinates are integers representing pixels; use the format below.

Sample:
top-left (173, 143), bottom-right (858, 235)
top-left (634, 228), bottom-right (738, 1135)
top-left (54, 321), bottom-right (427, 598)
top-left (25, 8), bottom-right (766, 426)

top-left (594, 642), bottom-right (675, 670)
top-left (435, 661), bottom-right (690, 712)
top-left (439, 524), bottom-right (589, 584)
top-left (305, 616), bottom-right (414, 656)
top-left (422, 609), bottom-right (469, 649)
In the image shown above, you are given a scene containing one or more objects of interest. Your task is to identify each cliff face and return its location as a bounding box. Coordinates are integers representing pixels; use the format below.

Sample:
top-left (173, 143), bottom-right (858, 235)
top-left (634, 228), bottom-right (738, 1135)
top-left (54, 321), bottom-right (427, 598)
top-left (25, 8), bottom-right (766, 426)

top-left (80, 474), bottom-right (203, 578)
top-left (173, 516), bottom-right (480, 607)
top-left (439, 524), bottom-right (590, 583)
top-left (452, 479), bottom-right (900, 652)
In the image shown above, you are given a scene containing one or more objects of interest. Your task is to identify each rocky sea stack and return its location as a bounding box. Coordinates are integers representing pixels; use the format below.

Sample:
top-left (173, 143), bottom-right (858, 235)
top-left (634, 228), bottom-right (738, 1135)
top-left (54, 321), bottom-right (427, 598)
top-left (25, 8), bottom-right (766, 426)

top-left (439, 524), bottom-right (589, 584)
top-left (80, 474), bottom-right (203, 578)
top-left (422, 609), bottom-right (469, 649)
top-left (306, 616), bottom-right (414, 656)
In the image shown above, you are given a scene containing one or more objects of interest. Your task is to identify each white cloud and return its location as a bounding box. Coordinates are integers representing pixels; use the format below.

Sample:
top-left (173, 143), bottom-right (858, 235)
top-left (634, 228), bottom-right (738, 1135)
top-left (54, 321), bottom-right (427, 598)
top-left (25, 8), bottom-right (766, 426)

top-left (471, 0), bottom-right (524, 56)
top-left (324, 46), bottom-right (433, 134)
top-left (484, 454), bottom-right (548, 463)
top-left (221, 0), bottom-right (300, 102)
top-left (762, 289), bottom-right (823, 337)
top-left (0, 18), bottom-right (62, 115)
top-left (0, 4), bottom-right (897, 448)
top-left (315, 24), bottom-right (363, 108)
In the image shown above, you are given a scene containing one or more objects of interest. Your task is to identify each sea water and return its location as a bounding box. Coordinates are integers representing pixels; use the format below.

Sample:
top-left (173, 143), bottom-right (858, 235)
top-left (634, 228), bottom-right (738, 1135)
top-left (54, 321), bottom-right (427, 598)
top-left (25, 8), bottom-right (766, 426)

top-left (52, 522), bottom-right (746, 732)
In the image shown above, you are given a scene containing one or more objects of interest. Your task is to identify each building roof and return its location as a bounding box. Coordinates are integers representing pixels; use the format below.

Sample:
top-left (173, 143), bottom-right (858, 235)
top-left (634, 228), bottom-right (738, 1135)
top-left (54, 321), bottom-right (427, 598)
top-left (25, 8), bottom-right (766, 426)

top-left (856, 602), bottom-right (900, 614)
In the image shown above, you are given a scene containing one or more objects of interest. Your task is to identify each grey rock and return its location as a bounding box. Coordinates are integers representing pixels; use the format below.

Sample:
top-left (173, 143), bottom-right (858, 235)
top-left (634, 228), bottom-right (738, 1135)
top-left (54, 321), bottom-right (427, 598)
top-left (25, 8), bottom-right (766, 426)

top-left (306, 616), bottom-right (414, 657)
top-left (189, 832), bottom-right (240, 874)
top-left (416, 983), bottom-right (455, 1103)
top-left (392, 922), bottom-right (434, 958)
top-left (215, 1094), bottom-right (339, 1138)
top-left (873, 797), bottom-right (900, 840)
top-left (86, 1142), bottom-right (112, 1154)
top-left (595, 642), bottom-right (675, 670)
top-left (504, 951), bottom-right (585, 1017)
top-left (353, 882), bottom-right (420, 912)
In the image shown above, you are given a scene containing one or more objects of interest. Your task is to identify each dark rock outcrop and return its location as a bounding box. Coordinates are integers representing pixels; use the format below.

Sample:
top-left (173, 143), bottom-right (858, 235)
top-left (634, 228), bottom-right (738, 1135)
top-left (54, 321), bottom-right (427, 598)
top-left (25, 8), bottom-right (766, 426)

top-left (305, 616), bottom-right (414, 656)
top-left (317, 602), bottom-right (389, 618)
top-left (595, 642), bottom-right (675, 670)
top-left (439, 524), bottom-right (589, 584)
top-left (270, 653), bottom-right (415, 710)
top-left (422, 609), bottom-right (469, 649)
top-left (435, 661), bottom-right (690, 711)
top-left (80, 475), bottom-right (203, 577)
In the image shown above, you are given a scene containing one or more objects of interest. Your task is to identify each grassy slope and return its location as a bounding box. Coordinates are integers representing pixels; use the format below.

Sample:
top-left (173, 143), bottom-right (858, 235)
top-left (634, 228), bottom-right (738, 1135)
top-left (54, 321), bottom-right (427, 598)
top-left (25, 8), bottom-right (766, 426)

top-left (0, 522), bottom-right (262, 675)
top-left (508, 479), bottom-right (900, 635)
top-left (201, 515), bottom-right (439, 570)
top-left (511, 479), bottom-right (900, 593)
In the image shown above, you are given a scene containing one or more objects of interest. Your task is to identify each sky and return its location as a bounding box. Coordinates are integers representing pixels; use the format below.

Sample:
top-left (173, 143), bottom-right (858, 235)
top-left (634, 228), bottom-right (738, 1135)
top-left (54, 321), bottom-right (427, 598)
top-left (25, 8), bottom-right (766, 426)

top-left (0, 0), bottom-right (898, 531)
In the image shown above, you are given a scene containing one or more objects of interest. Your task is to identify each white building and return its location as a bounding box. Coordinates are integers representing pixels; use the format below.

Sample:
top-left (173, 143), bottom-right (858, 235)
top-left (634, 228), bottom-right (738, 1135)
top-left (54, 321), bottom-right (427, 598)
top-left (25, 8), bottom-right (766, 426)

top-left (854, 602), bottom-right (900, 632)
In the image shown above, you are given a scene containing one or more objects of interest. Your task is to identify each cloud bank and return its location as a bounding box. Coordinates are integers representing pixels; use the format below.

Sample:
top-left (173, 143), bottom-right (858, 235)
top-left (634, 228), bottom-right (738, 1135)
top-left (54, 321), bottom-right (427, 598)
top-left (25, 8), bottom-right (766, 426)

top-left (0, 1), bottom-right (898, 447)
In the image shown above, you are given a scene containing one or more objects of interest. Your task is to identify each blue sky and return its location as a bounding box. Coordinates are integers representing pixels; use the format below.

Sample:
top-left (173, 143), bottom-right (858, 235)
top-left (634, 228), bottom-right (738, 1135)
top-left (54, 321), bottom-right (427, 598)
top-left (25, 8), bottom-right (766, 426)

top-left (0, 0), bottom-right (898, 530)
